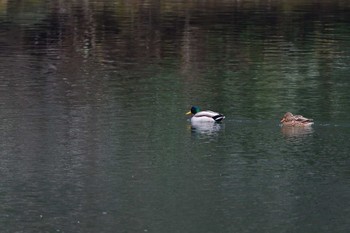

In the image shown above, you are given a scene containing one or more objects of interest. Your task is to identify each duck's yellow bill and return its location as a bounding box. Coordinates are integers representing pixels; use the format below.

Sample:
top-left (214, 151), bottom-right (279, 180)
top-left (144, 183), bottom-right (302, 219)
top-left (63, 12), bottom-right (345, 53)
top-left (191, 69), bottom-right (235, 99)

top-left (186, 111), bottom-right (192, 115)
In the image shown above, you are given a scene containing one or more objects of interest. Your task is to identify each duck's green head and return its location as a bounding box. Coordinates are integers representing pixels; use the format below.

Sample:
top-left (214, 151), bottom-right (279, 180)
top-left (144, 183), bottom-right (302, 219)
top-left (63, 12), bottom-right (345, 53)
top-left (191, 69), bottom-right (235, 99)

top-left (186, 106), bottom-right (200, 115)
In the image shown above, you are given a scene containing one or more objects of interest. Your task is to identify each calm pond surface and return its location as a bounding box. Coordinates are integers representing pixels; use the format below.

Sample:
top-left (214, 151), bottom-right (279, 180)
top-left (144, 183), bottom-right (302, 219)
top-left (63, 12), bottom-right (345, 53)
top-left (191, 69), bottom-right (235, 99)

top-left (1, 1), bottom-right (350, 232)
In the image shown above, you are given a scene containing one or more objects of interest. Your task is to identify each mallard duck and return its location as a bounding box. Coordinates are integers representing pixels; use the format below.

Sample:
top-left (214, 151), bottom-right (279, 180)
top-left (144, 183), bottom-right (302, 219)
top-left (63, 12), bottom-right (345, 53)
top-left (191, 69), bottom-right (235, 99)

top-left (186, 106), bottom-right (225, 123)
top-left (280, 112), bottom-right (313, 127)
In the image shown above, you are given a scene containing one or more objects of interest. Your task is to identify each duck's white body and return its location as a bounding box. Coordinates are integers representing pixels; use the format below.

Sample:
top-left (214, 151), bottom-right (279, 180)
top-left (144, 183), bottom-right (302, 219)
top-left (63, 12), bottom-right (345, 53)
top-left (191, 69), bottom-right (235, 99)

top-left (190, 110), bottom-right (224, 123)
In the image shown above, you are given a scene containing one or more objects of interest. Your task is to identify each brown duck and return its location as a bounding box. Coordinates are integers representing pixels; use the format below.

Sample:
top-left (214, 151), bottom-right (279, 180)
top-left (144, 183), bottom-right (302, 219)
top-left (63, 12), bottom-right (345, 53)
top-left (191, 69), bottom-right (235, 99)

top-left (280, 112), bottom-right (314, 127)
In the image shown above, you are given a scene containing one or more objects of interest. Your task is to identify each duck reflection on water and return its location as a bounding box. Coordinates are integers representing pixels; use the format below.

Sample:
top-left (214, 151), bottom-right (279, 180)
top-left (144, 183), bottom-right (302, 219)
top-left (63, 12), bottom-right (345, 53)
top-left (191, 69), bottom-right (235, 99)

top-left (190, 121), bottom-right (222, 136)
top-left (281, 124), bottom-right (314, 138)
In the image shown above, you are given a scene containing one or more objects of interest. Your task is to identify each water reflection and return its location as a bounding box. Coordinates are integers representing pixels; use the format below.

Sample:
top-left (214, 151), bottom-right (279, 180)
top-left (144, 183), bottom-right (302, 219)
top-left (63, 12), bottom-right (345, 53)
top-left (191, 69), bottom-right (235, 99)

top-left (281, 125), bottom-right (314, 141)
top-left (1, 0), bottom-right (350, 233)
top-left (189, 121), bottom-right (223, 138)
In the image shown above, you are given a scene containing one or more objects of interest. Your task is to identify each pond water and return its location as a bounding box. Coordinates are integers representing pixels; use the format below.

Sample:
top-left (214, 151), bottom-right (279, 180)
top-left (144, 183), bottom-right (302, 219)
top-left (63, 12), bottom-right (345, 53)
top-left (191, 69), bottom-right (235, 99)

top-left (0, 1), bottom-right (350, 232)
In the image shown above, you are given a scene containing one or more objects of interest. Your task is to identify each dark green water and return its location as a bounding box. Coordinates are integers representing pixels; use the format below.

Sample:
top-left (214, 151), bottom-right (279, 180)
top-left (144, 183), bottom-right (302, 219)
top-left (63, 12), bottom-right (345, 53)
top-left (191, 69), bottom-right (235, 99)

top-left (0, 1), bottom-right (350, 232)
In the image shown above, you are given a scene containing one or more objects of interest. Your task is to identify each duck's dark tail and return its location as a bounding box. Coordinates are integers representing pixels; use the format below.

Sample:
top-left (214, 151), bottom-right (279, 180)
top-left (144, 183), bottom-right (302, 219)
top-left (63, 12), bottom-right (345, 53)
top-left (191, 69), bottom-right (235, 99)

top-left (213, 114), bottom-right (225, 122)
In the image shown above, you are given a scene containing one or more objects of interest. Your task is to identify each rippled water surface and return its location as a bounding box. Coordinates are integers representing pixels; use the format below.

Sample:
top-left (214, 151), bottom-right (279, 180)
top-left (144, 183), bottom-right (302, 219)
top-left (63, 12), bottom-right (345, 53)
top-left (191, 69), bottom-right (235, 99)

top-left (1, 1), bottom-right (350, 233)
